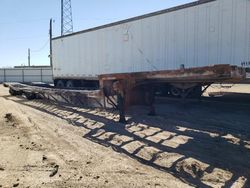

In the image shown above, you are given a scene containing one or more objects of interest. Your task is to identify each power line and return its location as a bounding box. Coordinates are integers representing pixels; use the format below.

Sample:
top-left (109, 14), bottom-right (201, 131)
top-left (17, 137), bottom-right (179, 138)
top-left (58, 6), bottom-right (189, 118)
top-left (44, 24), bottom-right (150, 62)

top-left (31, 39), bottom-right (50, 53)
top-left (0, 18), bottom-right (54, 25)
top-left (0, 35), bottom-right (48, 42)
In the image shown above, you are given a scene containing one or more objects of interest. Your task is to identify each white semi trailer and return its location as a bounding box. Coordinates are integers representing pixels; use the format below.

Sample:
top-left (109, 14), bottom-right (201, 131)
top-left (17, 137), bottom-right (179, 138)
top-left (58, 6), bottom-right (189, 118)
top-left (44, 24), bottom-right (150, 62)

top-left (51, 0), bottom-right (249, 97)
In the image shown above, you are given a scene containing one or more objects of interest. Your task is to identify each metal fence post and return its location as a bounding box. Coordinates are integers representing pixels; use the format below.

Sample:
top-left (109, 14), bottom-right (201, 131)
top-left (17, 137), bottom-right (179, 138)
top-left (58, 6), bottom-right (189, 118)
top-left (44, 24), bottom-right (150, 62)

top-left (3, 69), bottom-right (6, 82)
top-left (22, 69), bottom-right (24, 83)
top-left (41, 68), bottom-right (43, 82)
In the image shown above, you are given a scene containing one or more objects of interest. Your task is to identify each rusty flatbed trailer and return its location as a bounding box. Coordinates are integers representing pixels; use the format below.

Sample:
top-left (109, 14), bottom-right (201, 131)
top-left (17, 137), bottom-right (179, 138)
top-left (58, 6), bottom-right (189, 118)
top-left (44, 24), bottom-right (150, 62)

top-left (8, 83), bottom-right (104, 108)
top-left (99, 65), bottom-right (245, 102)
top-left (7, 65), bottom-right (246, 123)
top-left (100, 65), bottom-right (245, 83)
top-left (99, 64), bottom-right (245, 122)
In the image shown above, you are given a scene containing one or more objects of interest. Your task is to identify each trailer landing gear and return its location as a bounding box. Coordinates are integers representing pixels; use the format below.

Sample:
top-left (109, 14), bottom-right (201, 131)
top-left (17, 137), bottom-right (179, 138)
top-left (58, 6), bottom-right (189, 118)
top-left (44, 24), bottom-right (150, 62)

top-left (112, 81), bottom-right (127, 124)
top-left (117, 93), bottom-right (127, 123)
top-left (145, 87), bottom-right (156, 116)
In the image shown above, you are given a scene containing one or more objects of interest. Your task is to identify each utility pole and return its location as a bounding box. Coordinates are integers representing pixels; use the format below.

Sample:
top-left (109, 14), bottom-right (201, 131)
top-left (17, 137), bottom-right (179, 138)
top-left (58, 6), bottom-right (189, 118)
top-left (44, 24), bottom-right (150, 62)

top-left (61, 0), bottom-right (73, 36)
top-left (28, 48), bottom-right (31, 67)
top-left (49, 18), bottom-right (53, 67)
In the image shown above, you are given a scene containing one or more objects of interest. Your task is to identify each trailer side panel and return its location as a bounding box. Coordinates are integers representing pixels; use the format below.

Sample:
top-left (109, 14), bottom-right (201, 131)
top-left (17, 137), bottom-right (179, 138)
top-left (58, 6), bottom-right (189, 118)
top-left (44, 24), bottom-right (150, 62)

top-left (52, 0), bottom-right (250, 80)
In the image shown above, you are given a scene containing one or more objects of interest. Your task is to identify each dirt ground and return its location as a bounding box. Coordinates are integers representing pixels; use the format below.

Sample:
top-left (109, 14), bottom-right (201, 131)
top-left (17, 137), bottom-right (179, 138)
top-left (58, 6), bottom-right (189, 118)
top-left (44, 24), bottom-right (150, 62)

top-left (0, 84), bottom-right (250, 188)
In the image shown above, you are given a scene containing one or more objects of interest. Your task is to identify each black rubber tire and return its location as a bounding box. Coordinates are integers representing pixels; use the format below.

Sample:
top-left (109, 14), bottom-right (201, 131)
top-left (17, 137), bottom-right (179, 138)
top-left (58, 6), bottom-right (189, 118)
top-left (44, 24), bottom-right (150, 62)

top-left (3, 83), bottom-right (8, 87)
top-left (170, 87), bottom-right (181, 97)
top-left (66, 80), bottom-right (74, 88)
top-left (9, 88), bottom-right (17, 96)
top-left (24, 92), bottom-right (36, 100)
top-left (56, 80), bottom-right (65, 88)
top-left (9, 88), bottom-right (22, 96)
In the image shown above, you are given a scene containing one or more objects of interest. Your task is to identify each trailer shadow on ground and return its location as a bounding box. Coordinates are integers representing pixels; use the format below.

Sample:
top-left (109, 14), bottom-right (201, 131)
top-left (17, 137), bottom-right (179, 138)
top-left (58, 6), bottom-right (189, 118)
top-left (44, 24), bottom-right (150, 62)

top-left (3, 94), bottom-right (250, 188)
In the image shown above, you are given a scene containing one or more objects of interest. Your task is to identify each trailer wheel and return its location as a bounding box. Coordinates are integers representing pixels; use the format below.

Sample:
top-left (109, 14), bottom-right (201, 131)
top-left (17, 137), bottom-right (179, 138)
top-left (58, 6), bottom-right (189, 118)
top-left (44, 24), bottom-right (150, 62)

top-left (56, 80), bottom-right (65, 88)
top-left (170, 87), bottom-right (181, 97)
top-left (24, 92), bottom-right (36, 100)
top-left (9, 88), bottom-right (17, 96)
top-left (66, 80), bottom-right (74, 88)
top-left (9, 88), bottom-right (22, 96)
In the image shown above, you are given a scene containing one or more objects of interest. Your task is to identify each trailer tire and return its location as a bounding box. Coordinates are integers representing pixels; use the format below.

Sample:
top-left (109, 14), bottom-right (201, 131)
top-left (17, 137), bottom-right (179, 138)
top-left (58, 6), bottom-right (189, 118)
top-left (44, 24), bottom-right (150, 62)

top-left (3, 83), bottom-right (9, 87)
top-left (56, 80), bottom-right (65, 88)
top-left (24, 92), bottom-right (36, 100)
top-left (66, 80), bottom-right (74, 88)
top-left (170, 87), bottom-right (181, 97)
top-left (9, 88), bottom-right (17, 96)
top-left (9, 88), bottom-right (22, 96)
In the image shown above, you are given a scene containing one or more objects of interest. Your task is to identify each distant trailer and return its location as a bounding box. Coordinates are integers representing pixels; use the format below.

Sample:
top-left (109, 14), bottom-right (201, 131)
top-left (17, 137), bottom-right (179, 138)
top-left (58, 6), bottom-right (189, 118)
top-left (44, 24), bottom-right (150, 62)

top-left (0, 67), bottom-right (53, 84)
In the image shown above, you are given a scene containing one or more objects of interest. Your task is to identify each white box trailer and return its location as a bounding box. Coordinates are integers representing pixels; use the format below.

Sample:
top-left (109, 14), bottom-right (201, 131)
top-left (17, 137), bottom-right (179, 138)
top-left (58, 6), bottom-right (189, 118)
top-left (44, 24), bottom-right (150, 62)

top-left (52, 0), bottom-right (249, 90)
top-left (0, 67), bottom-right (53, 83)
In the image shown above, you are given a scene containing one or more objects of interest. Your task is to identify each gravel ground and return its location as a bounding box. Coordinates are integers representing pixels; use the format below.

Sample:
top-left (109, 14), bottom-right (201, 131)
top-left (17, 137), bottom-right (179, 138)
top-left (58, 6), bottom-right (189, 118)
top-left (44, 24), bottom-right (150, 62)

top-left (0, 84), bottom-right (250, 188)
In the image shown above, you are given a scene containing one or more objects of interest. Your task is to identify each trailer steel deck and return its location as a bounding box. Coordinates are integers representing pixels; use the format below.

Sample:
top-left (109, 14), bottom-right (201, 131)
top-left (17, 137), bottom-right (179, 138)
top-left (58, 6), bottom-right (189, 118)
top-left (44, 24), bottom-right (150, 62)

top-left (6, 64), bottom-right (246, 123)
top-left (8, 83), bottom-right (104, 108)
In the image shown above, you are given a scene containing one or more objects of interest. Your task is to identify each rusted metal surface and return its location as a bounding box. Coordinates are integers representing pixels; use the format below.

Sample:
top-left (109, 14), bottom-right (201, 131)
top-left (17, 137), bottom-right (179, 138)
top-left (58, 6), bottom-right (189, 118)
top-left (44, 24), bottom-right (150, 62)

top-left (99, 65), bottom-right (246, 93)
top-left (8, 83), bottom-right (104, 108)
top-left (99, 65), bottom-right (246, 106)
top-left (99, 65), bottom-right (245, 84)
top-left (7, 65), bottom-right (247, 109)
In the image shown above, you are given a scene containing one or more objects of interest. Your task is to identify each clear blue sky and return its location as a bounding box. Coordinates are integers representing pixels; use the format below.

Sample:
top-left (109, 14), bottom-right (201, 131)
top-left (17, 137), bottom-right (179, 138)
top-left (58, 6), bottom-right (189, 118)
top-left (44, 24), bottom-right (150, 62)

top-left (0, 0), bottom-right (195, 68)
